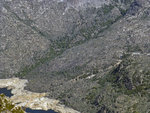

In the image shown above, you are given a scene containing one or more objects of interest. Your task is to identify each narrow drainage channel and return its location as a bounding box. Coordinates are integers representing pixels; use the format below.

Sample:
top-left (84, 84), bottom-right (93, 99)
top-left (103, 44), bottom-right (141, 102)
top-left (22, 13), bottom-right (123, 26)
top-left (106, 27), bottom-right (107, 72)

top-left (25, 108), bottom-right (58, 113)
top-left (0, 88), bottom-right (13, 97)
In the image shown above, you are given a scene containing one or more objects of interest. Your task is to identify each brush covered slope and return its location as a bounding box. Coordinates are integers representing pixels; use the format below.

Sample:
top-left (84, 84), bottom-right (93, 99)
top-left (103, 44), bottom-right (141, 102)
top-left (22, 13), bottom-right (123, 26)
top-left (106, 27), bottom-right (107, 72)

top-left (0, 0), bottom-right (150, 113)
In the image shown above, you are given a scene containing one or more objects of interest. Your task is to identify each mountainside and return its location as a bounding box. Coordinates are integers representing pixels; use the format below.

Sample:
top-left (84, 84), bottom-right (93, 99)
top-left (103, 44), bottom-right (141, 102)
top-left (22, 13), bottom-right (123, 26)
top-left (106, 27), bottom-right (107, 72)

top-left (0, 0), bottom-right (132, 77)
top-left (0, 0), bottom-right (150, 113)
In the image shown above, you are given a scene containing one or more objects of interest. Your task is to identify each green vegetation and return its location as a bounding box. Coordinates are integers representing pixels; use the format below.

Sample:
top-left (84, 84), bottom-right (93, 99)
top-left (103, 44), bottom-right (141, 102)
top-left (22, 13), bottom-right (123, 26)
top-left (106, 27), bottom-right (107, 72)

top-left (0, 94), bottom-right (25, 113)
top-left (127, 45), bottom-right (142, 52)
top-left (5, 2), bottom-right (124, 78)
top-left (79, 15), bottom-right (122, 45)
top-left (98, 55), bottom-right (144, 95)
top-left (102, 5), bottom-right (114, 14)
top-left (84, 54), bottom-right (150, 113)
top-left (51, 65), bottom-right (85, 80)
top-left (15, 47), bottom-right (60, 77)
top-left (85, 91), bottom-right (97, 103)
top-left (119, 8), bottom-right (127, 16)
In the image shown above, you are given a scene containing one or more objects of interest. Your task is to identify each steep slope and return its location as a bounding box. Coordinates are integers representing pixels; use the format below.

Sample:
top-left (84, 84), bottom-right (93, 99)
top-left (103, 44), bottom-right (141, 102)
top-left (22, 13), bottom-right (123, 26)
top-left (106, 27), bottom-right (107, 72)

top-left (24, 0), bottom-right (150, 113)
top-left (0, 0), bottom-right (150, 113)
top-left (0, 0), bottom-right (132, 77)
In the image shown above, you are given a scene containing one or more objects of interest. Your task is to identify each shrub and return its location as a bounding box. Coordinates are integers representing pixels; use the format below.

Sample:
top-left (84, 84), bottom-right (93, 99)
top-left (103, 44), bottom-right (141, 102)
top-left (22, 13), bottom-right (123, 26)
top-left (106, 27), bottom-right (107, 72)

top-left (0, 94), bottom-right (25, 113)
